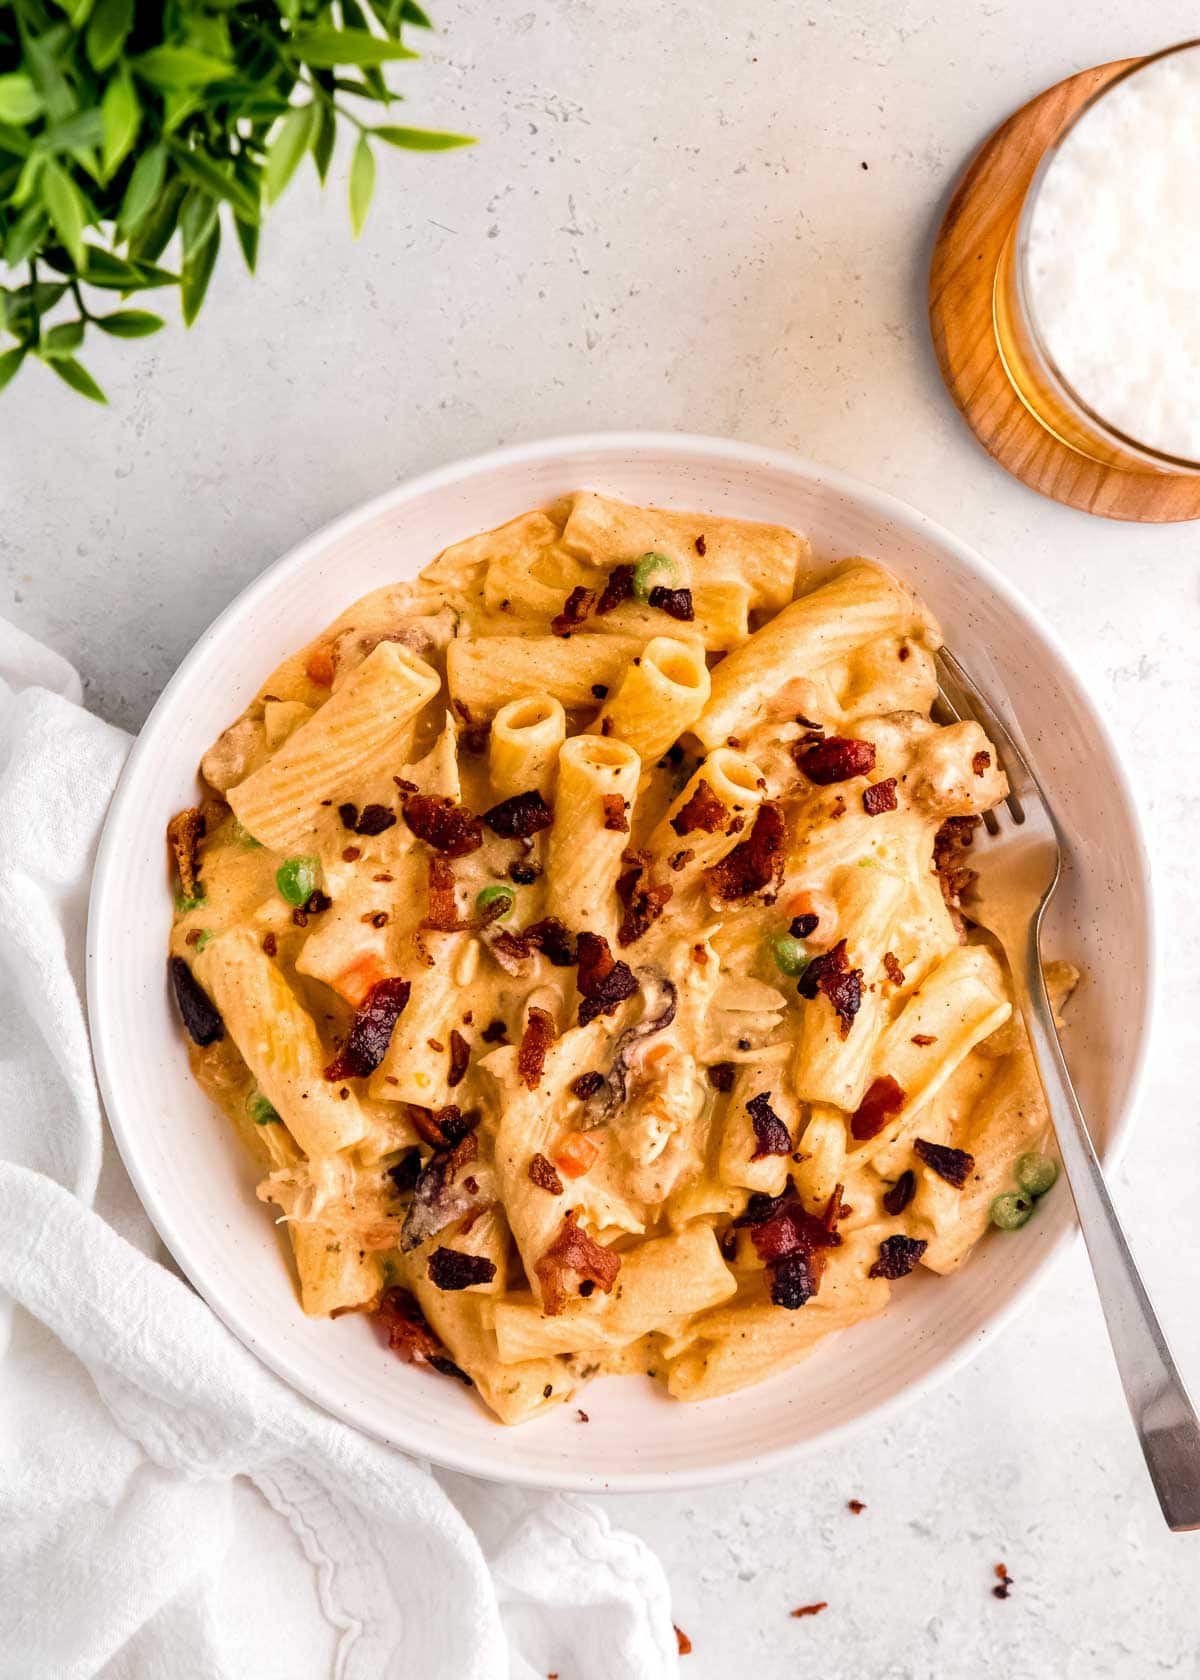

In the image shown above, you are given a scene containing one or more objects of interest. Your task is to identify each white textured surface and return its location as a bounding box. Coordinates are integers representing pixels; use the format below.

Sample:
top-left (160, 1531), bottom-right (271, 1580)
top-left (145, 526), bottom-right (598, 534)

top-left (3, 0), bottom-right (1200, 1672)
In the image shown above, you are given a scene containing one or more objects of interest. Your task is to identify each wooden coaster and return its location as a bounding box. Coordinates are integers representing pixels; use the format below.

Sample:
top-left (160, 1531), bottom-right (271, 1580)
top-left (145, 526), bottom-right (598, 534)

top-left (929, 58), bottom-right (1200, 523)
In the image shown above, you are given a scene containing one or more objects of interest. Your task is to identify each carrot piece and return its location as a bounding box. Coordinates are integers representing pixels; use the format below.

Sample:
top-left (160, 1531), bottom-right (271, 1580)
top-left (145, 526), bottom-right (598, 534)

top-left (305, 646), bottom-right (336, 688)
top-left (553, 1132), bottom-right (602, 1179)
top-left (334, 953), bottom-right (390, 1007)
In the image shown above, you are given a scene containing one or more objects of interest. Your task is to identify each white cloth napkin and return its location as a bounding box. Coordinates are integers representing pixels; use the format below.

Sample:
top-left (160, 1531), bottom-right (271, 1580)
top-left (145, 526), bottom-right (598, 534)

top-left (0, 620), bottom-right (677, 1680)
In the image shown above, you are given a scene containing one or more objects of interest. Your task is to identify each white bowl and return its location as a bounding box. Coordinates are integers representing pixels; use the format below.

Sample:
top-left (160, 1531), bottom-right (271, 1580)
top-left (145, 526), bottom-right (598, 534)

top-left (87, 433), bottom-right (1155, 1492)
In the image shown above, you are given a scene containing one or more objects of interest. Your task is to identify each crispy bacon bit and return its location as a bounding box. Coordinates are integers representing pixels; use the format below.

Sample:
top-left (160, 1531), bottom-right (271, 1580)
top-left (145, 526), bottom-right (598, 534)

top-left (482, 790), bottom-right (554, 839)
top-left (484, 927), bottom-right (532, 975)
top-left (933, 816), bottom-right (980, 907)
top-left (790, 912), bottom-right (819, 939)
top-left (401, 794), bottom-right (483, 857)
top-left (602, 794), bottom-right (629, 832)
top-left (167, 808), bottom-right (205, 899)
top-left (851, 1075), bottom-right (906, 1141)
top-left (524, 917), bottom-right (576, 966)
top-left (551, 585), bottom-right (597, 637)
top-left (324, 977), bottom-right (411, 1079)
top-left (669, 849), bottom-right (694, 871)
top-left (707, 1061), bottom-right (736, 1093)
top-left (914, 1137), bottom-right (975, 1187)
top-left (535, 1211), bottom-right (622, 1316)
top-left (262, 932), bottom-right (277, 957)
top-left (451, 701), bottom-right (490, 756)
top-left (793, 734), bottom-right (877, 785)
top-left (423, 855), bottom-right (459, 931)
top-left (305, 646), bottom-right (336, 688)
top-left (356, 803), bottom-right (397, 837)
top-left (863, 778), bottom-right (898, 816)
top-left (376, 1287), bottom-right (441, 1364)
top-left (707, 803), bottom-right (785, 900)
top-left (529, 1152), bottom-right (565, 1195)
top-left (739, 1188), bottom-right (840, 1308)
top-left (169, 956), bottom-right (224, 1046)
top-left (447, 1029), bottom-right (470, 1088)
top-left (790, 1603), bottom-right (828, 1619)
top-left (427, 1247), bottom-right (497, 1291)
top-left (747, 1092), bottom-right (793, 1158)
top-left (912, 1033), bottom-right (936, 1047)
top-left (338, 802), bottom-right (359, 830)
top-left (387, 1151), bottom-right (422, 1193)
top-left (404, 1105), bottom-right (475, 1148)
top-left (575, 931), bottom-right (639, 1024)
top-left (481, 1018), bottom-right (509, 1044)
top-left (848, 1499), bottom-right (866, 1514)
top-left (615, 855), bottom-right (673, 946)
top-left (993, 1563), bottom-right (1013, 1600)
top-left (596, 562), bottom-right (635, 614)
top-left (647, 584), bottom-right (695, 621)
top-left (882, 1170), bottom-right (917, 1217)
top-left (394, 777), bottom-right (419, 794)
top-left (797, 938), bottom-right (863, 1036)
top-left (675, 1625), bottom-right (693, 1655)
top-left (882, 951), bottom-right (905, 987)
top-left (509, 861), bottom-right (540, 885)
top-left (973, 750), bottom-right (992, 777)
top-left (570, 1071), bottom-right (605, 1099)
top-left (868, 1234), bottom-right (928, 1279)
top-left (671, 779), bottom-right (726, 836)
top-left (518, 1006), bottom-right (557, 1090)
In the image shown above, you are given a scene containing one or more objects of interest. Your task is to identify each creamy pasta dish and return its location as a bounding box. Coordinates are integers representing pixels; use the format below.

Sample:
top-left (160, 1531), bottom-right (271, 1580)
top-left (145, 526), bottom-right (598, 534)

top-left (168, 492), bottom-right (1071, 1424)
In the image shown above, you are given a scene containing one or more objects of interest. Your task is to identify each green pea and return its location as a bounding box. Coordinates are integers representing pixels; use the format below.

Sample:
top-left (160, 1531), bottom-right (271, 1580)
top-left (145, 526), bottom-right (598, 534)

top-left (276, 856), bottom-right (319, 907)
top-left (631, 551), bottom-right (678, 601)
top-left (174, 883), bottom-right (207, 913)
top-left (232, 818), bottom-right (262, 850)
top-left (194, 929), bottom-right (214, 952)
top-left (247, 1091), bottom-right (281, 1126)
top-left (476, 884), bottom-right (516, 922)
top-left (1015, 1152), bottom-right (1059, 1197)
top-left (767, 932), bottom-right (810, 976)
top-left (990, 1192), bottom-right (1034, 1231)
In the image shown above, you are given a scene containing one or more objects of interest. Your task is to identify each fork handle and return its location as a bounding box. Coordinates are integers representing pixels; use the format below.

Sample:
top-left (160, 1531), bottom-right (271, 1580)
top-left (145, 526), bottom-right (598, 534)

top-left (1015, 923), bottom-right (1200, 1531)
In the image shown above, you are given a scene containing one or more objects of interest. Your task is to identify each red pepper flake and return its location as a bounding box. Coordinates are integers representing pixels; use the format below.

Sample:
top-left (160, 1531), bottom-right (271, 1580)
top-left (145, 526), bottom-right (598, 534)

top-left (882, 951), bottom-right (905, 987)
top-left (913, 1137), bottom-right (975, 1188)
top-left (535, 1211), bottom-right (621, 1315)
top-left (427, 1038), bottom-right (444, 1053)
top-left (707, 1061), bottom-right (736, 1093)
top-left (647, 584), bottom-right (695, 621)
top-left (973, 750), bottom-right (992, 777)
top-left (790, 1602), bottom-right (828, 1619)
top-left (863, 777), bottom-right (898, 816)
top-left (596, 562), bottom-right (635, 614)
top-left (529, 1152), bottom-right (564, 1195)
top-left (447, 1029), bottom-right (470, 1088)
top-left (882, 1169), bottom-right (916, 1216)
top-left (427, 1247), bottom-right (497, 1291)
top-left (993, 1563), bottom-right (1013, 1600)
top-left (850, 1074), bottom-right (906, 1142)
top-left (401, 794), bottom-right (483, 857)
top-left (575, 931), bottom-right (638, 1025)
top-left (847, 1499), bottom-right (866, 1514)
top-left (324, 977), bottom-right (411, 1080)
top-left (570, 1070), bottom-right (605, 1099)
top-left (869, 1233), bottom-right (928, 1279)
top-left (797, 938), bottom-right (863, 1036)
top-left (898, 645), bottom-right (911, 662)
top-left (602, 794), bottom-right (629, 832)
top-left (550, 585), bottom-right (597, 637)
top-left (707, 803), bottom-right (785, 900)
top-left (747, 1092), bottom-right (793, 1158)
top-left (911, 1033), bottom-right (936, 1047)
top-left (793, 735), bottom-right (877, 785)
top-left (482, 790), bottom-right (554, 839)
top-left (694, 534), bottom-right (707, 556)
top-left (517, 1005), bottom-right (556, 1090)
top-left (262, 932), bottom-right (277, 957)
top-left (577, 1408), bottom-right (590, 1423)
top-left (675, 1624), bottom-right (693, 1655)
top-left (671, 778), bottom-right (726, 836)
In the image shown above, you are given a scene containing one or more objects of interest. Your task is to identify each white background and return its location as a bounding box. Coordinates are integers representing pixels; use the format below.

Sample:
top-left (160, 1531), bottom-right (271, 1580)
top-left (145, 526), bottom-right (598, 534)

top-left (3, 2), bottom-right (1199, 1674)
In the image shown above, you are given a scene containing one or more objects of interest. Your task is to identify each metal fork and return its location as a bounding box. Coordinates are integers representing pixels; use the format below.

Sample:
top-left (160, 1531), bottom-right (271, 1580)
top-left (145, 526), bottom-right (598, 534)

top-left (935, 646), bottom-right (1200, 1533)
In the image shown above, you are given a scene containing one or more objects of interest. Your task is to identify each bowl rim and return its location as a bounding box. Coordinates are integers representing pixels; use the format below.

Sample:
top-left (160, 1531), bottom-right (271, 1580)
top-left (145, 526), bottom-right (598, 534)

top-left (86, 430), bottom-right (1158, 1491)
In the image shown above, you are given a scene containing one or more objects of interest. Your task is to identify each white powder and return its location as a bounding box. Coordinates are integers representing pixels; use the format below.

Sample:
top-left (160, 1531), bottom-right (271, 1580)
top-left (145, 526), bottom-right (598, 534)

top-left (1023, 45), bottom-right (1200, 463)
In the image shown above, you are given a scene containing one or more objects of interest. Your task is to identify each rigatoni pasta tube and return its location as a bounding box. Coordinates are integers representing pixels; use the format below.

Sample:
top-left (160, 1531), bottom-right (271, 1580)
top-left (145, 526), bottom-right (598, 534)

top-left (289, 1223), bottom-right (384, 1316)
top-left (194, 928), bottom-right (366, 1156)
top-left (228, 642), bottom-right (440, 853)
top-left (543, 734), bottom-right (640, 941)
top-left (694, 562), bottom-right (933, 750)
top-left (488, 694), bottom-right (566, 801)
top-left (648, 746), bottom-right (765, 884)
top-left (592, 636), bottom-right (710, 767)
top-left (369, 936), bottom-right (468, 1105)
top-left (447, 634), bottom-right (642, 718)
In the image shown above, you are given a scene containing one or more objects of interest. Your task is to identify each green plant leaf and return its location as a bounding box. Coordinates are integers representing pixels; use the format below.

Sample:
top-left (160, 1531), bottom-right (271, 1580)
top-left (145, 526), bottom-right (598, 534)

top-left (23, 33), bottom-right (75, 124)
top-left (0, 124), bottom-right (34, 160)
top-left (0, 74), bottom-right (44, 125)
top-left (41, 159), bottom-right (88, 270)
top-left (42, 317), bottom-right (86, 356)
top-left (265, 103), bottom-right (313, 204)
top-left (86, 0), bottom-right (134, 71)
top-left (349, 131), bottom-right (374, 237)
top-left (371, 124), bottom-right (472, 151)
top-left (234, 214), bottom-right (258, 273)
top-left (400, 0), bottom-right (432, 26)
top-left (311, 100), bottom-right (336, 183)
top-left (46, 353), bottom-right (107, 402)
top-left (0, 346), bottom-right (26, 393)
top-left (180, 186), bottom-right (219, 258)
top-left (82, 246), bottom-right (177, 288)
top-left (11, 153), bottom-right (44, 209)
top-left (36, 109), bottom-right (106, 157)
top-left (128, 174), bottom-right (186, 264)
top-left (181, 216), bottom-right (220, 325)
top-left (101, 66), bottom-right (139, 177)
top-left (4, 205), bottom-right (49, 267)
top-left (132, 46), bottom-right (233, 89)
top-left (295, 28), bottom-right (417, 68)
top-left (340, 0), bottom-right (390, 102)
top-left (168, 143), bottom-right (259, 223)
top-left (93, 308), bottom-right (164, 336)
top-left (116, 142), bottom-right (166, 234)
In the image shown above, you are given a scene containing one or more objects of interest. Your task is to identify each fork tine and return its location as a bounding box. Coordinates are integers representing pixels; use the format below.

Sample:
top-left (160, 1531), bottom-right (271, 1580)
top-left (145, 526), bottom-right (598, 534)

top-left (936, 647), bottom-right (1041, 826)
